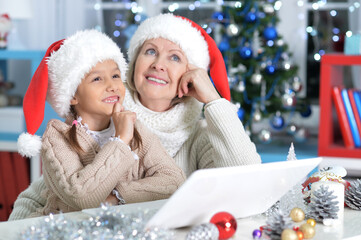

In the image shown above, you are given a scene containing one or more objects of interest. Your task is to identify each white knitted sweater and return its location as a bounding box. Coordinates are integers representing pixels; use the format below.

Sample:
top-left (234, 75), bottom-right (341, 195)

top-left (9, 89), bottom-right (261, 220)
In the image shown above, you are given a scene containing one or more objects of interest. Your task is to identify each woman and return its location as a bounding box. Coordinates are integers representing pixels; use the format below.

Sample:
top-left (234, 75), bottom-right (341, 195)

top-left (9, 14), bottom-right (261, 221)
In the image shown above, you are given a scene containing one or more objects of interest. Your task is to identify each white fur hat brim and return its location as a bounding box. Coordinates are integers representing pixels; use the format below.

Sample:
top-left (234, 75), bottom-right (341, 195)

top-left (127, 13), bottom-right (210, 70)
top-left (47, 29), bottom-right (128, 118)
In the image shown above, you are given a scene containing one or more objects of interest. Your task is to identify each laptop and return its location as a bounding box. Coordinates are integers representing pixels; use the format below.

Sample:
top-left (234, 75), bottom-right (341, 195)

top-left (83, 157), bottom-right (322, 229)
top-left (146, 157), bottom-right (322, 229)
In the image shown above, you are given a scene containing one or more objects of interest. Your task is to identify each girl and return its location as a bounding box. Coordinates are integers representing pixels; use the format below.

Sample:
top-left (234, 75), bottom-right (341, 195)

top-left (16, 29), bottom-right (185, 216)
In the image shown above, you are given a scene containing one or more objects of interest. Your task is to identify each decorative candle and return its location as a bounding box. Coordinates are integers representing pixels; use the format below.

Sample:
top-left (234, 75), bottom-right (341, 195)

top-left (310, 181), bottom-right (344, 221)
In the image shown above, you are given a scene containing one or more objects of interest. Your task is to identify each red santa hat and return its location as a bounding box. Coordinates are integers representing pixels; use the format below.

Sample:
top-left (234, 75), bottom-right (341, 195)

top-left (127, 13), bottom-right (231, 101)
top-left (1, 14), bottom-right (10, 20)
top-left (17, 29), bottom-right (127, 158)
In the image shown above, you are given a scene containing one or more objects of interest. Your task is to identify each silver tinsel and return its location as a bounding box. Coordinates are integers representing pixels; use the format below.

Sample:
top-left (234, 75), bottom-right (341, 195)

top-left (186, 223), bottom-right (219, 240)
top-left (263, 210), bottom-right (293, 240)
top-left (308, 185), bottom-right (339, 222)
top-left (345, 179), bottom-right (361, 210)
top-left (20, 204), bottom-right (174, 239)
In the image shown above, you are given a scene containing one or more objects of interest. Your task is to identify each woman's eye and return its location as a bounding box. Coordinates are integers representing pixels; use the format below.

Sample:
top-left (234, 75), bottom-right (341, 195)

top-left (145, 48), bottom-right (156, 55)
top-left (171, 54), bottom-right (180, 62)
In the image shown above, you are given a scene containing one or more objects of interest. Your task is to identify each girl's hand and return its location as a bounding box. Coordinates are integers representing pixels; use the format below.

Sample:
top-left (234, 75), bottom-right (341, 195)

top-left (104, 193), bottom-right (118, 206)
top-left (177, 64), bottom-right (220, 104)
top-left (112, 102), bottom-right (136, 145)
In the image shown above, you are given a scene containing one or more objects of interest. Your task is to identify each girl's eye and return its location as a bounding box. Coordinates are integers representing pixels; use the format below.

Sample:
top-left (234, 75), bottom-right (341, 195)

top-left (171, 54), bottom-right (180, 62)
top-left (93, 77), bottom-right (101, 82)
top-left (145, 48), bottom-right (156, 55)
top-left (113, 74), bottom-right (121, 79)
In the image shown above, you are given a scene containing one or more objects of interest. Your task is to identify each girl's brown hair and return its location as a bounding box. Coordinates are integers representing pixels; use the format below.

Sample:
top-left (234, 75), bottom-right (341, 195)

top-left (67, 106), bottom-right (142, 153)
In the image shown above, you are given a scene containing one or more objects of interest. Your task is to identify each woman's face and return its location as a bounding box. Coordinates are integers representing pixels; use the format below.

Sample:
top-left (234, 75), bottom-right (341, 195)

top-left (133, 38), bottom-right (188, 112)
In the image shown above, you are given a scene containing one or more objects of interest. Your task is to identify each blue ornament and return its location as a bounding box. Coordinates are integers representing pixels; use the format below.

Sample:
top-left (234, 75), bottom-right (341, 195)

top-left (219, 38), bottom-right (230, 52)
top-left (263, 26), bottom-right (278, 40)
top-left (239, 46), bottom-right (253, 59)
top-left (300, 105), bottom-right (312, 118)
top-left (237, 108), bottom-right (245, 120)
top-left (270, 114), bottom-right (285, 130)
top-left (212, 12), bottom-right (224, 21)
top-left (245, 12), bottom-right (257, 23)
top-left (265, 65), bottom-right (276, 75)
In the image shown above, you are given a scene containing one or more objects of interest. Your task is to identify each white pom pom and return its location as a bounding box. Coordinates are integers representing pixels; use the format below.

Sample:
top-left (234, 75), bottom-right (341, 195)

top-left (17, 133), bottom-right (42, 158)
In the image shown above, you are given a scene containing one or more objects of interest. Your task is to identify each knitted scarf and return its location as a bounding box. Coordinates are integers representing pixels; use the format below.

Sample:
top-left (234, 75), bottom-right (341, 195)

top-left (123, 88), bottom-right (203, 157)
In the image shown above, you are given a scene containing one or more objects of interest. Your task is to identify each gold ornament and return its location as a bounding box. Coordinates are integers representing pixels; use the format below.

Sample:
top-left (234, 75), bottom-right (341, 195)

top-left (290, 207), bottom-right (305, 222)
top-left (306, 218), bottom-right (316, 227)
top-left (281, 229), bottom-right (299, 240)
top-left (300, 223), bottom-right (316, 239)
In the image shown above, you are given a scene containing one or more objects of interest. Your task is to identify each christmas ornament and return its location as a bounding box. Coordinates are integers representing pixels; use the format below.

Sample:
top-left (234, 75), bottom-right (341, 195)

top-left (300, 105), bottom-right (312, 118)
top-left (263, 210), bottom-right (293, 240)
top-left (278, 184), bottom-right (306, 215)
top-left (291, 76), bottom-right (303, 93)
top-left (239, 46), bottom-right (253, 59)
top-left (236, 80), bottom-right (245, 92)
top-left (0, 14), bottom-right (12, 49)
top-left (186, 223), bottom-right (219, 240)
top-left (308, 185), bottom-right (340, 222)
top-left (253, 108), bottom-right (262, 122)
top-left (296, 230), bottom-right (304, 240)
top-left (20, 204), bottom-right (173, 239)
top-left (219, 38), bottom-right (230, 52)
top-left (258, 129), bottom-right (271, 143)
top-left (263, 26), bottom-right (278, 40)
top-left (276, 39), bottom-right (285, 47)
top-left (226, 23), bottom-right (240, 36)
top-left (299, 223), bottom-right (315, 239)
top-left (287, 123), bottom-right (297, 136)
top-left (212, 12), bottom-right (224, 21)
top-left (306, 219), bottom-right (316, 227)
top-left (210, 212), bottom-right (237, 240)
top-left (345, 179), bottom-right (361, 210)
top-left (265, 64), bottom-right (276, 75)
top-left (245, 11), bottom-right (257, 23)
top-left (286, 143), bottom-right (297, 161)
top-left (252, 229), bottom-right (262, 239)
top-left (290, 208), bottom-right (305, 222)
top-left (281, 229), bottom-right (298, 240)
top-left (263, 4), bottom-right (275, 14)
top-left (251, 72), bottom-right (263, 85)
top-left (270, 112), bottom-right (285, 130)
top-left (237, 107), bottom-right (245, 120)
top-left (294, 128), bottom-right (308, 142)
top-left (282, 91), bottom-right (297, 108)
top-left (281, 60), bottom-right (292, 70)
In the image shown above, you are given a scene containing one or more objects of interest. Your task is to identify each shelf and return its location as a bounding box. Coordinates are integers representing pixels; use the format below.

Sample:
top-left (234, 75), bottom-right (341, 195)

top-left (318, 54), bottom-right (361, 159)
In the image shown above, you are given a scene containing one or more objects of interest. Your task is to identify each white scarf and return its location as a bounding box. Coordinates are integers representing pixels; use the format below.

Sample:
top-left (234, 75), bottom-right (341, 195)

top-left (123, 88), bottom-right (203, 157)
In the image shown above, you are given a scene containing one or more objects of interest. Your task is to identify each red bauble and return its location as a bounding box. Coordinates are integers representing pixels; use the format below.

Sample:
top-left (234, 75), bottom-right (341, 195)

top-left (210, 212), bottom-right (237, 240)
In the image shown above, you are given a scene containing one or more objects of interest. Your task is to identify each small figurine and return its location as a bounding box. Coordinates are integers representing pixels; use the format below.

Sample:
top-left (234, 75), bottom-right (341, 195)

top-left (0, 13), bottom-right (12, 49)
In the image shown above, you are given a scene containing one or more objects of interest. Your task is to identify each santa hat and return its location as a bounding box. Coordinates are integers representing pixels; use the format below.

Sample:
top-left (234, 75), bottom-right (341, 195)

top-left (1, 14), bottom-right (11, 20)
top-left (17, 29), bottom-right (127, 158)
top-left (127, 13), bottom-right (231, 101)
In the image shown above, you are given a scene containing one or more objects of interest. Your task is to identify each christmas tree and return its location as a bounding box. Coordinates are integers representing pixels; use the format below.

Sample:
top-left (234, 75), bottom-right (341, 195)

top-left (214, 0), bottom-right (310, 142)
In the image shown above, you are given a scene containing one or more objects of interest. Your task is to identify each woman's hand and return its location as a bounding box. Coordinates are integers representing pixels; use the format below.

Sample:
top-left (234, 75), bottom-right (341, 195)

top-left (112, 102), bottom-right (136, 145)
top-left (178, 64), bottom-right (220, 104)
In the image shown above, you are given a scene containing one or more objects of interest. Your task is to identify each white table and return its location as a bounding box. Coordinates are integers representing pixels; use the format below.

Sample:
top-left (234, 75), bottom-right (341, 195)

top-left (0, 200), bottom-right (360, 240)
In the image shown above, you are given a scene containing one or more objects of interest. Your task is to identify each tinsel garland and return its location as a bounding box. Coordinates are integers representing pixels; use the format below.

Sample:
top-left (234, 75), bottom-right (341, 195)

top-left (20, 204), bottom-right (174, 240)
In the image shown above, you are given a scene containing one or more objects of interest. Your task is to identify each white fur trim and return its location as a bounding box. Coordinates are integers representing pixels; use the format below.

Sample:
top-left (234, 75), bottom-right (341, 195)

top-left (17, 133), bottom-right (42, 158)
top-left (47, 29), bottom-right (128, 118)
top-left (128, 13), bottom-right (210, 70)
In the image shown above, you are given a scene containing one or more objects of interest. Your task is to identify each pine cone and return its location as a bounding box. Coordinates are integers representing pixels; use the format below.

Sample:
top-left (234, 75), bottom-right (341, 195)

top-left (308, 185), bottom-right (339, 222)
top-left (186, 223), bottom-right (219, 240)
top-left (263, 210), bottom-right (293, 240)
top-left (345, 179), bottom-right (361, 210)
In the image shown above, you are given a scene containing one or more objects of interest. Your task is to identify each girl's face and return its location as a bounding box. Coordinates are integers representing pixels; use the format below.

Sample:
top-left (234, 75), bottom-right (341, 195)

top-left (71, 60), bottom-right (125, 122)
top-left (133, 38), bottom-right (188, 112)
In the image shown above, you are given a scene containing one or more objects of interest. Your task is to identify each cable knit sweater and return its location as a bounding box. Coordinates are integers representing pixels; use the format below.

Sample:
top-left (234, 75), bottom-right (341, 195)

top-left (9, 89), bottom-right (261, 220)
top-left (29, 118), bottom-right (185, 217)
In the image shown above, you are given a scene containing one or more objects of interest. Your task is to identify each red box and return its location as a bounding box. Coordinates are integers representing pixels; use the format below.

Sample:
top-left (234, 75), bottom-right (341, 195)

top-left (318, 54), bottom-right (361, 158)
